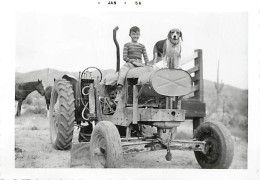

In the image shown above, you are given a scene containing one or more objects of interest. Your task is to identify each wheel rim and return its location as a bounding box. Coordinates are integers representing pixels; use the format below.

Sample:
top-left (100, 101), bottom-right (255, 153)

top-left (203, 137), bottom-right (220, 163)
top-left (195, 130), bottom-right (221, 166)
top-left (93, 134), bottom-right (107, 167)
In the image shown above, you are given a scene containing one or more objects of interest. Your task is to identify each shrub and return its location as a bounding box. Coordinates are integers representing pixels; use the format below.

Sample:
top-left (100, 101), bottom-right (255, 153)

top-left (23, 98), bottom-right (47, 115)
top-left (24, 96), bottom-right (33, 105)
top-left (25, 106), bottom-right (47, 115)
top-left (31, 126), bottom-right (38, 130)
top-left (176, 131), bottom-right (192, 140)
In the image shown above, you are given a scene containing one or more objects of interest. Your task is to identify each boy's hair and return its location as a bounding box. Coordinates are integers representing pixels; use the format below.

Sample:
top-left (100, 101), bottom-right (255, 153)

top-left (129, 26), bottom-right (140, 35)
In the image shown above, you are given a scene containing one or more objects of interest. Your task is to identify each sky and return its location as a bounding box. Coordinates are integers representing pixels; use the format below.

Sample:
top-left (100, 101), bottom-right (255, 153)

top-left (15, 12), bottom-right (248, 89)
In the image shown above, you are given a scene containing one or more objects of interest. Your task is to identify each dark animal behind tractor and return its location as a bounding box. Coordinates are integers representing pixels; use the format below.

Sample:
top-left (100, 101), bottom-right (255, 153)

top-left (44, 86), bottom-right (53, 110)
top-left (15, 79), bottom-right (45, 116)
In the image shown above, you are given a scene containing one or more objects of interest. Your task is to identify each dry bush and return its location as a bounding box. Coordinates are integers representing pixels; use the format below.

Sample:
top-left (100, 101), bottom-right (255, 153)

top-left (23, 94), bottom-right (47, 115)
top-left (24, 96), bottom-right (33, 105)
top-left (176, 131), bottom-right (192, 140)
top-left (31, 126), bottom-right (38, 130)
top-left (24, 105), bottom-right (47, 115)
top-left (208, 111), bottom-right (248, 141)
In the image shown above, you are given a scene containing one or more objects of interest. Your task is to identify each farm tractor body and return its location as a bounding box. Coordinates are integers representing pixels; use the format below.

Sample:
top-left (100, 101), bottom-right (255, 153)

top-left (49, 27), bottom-right (234, 168)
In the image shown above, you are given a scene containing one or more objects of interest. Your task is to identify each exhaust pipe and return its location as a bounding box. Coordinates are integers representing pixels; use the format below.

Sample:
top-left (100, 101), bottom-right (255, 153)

top-left (113, 26), bottom-right (120, 72)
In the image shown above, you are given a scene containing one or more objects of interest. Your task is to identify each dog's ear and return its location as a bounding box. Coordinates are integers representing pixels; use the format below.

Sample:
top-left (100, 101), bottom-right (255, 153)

top-left (180, 31), bottom-right (183, 41)
top-left (167, 30), bottom-right (172, 39)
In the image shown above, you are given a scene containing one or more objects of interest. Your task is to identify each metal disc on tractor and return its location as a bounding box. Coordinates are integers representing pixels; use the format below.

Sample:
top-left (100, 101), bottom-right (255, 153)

top-left (49, 79), bottom-right (75, 150)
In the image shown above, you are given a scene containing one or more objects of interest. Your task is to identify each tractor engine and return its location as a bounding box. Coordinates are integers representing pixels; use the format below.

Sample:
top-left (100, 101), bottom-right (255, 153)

top-left (100, 85), bottom-right (117, 115)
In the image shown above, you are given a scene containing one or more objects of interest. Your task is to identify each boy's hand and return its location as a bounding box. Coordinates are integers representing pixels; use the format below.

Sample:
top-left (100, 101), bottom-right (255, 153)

top-left (152, 64), bottom-right (159, 69)
top-left (129, 59), bottom-right (135, 64)
top-left (146, 61), bottom-right (154, 66)
top-left (145, 62), bottom-right (153, 67)
top-left (128, 59), bottom-right (144, 67)
top-left (132, 61), bottom-right (145, 67)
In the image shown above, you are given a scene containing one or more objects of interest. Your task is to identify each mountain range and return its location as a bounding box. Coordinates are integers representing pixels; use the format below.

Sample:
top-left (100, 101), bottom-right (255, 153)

top-left (15, 68), bottom-right (248, 139)
top-left (15, 68), bottom-right (248, 127)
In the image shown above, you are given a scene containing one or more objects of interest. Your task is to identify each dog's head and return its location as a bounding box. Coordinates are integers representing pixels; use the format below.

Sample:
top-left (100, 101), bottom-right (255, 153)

top-left (168, 28), bottom-right (183, 44)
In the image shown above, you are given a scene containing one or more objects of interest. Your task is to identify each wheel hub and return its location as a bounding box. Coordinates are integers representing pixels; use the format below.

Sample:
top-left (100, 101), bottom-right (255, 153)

top-left (203, 137), bottom-right (219, 162)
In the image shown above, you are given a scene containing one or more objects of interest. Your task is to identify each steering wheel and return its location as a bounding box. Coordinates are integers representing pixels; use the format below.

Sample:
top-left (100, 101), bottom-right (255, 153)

top-left (80, 67), bottom-right (103, 82)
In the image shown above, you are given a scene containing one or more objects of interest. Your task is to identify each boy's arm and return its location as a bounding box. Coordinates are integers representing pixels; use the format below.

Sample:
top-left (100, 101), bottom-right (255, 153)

top-left (142, 45), bottom-right (149, 65)
top-left (123, 43), bottom-right (130, 62)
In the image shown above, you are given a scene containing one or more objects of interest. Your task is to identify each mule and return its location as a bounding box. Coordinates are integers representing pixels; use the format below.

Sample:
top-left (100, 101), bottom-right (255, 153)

top-left (15, 79), bottom-right (45, 116)
top-left (44, 86), bottom-right (53, 110)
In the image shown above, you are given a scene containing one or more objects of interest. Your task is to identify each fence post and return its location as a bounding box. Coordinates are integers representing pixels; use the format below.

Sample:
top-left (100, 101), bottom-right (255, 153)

top-left (194, 49), bottom-right (204, 102)
top-left (193, 49), bottom-right (204, 131)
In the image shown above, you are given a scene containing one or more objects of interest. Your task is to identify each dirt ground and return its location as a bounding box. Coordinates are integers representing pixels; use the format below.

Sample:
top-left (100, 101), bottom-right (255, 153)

top-left (15, 113), bottom-right (247, 169)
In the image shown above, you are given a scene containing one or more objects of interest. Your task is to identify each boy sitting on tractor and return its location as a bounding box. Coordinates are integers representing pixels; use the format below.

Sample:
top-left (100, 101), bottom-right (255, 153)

top-left (115, 26), bottom-right (150, 102)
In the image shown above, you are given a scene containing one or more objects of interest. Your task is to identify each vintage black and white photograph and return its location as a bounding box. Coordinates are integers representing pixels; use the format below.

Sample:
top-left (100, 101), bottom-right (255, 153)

top-left (1, 0), bottom-right (260, 179)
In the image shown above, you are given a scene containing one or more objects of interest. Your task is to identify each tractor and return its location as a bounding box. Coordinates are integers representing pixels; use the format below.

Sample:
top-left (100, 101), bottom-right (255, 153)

top-left (49, 26), bottom-right (234, 168)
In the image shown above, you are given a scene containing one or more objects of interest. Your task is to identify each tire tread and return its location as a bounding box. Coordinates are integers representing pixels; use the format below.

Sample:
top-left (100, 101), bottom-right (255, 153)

top-left (50, 79), bottom-right (75, 150)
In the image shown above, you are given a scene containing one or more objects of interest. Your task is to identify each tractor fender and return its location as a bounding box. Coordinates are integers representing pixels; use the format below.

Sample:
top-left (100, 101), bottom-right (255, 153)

top-left (62, 74), bottom-right (78, 83)
top-left (62, 74), bottom-right (80, 107)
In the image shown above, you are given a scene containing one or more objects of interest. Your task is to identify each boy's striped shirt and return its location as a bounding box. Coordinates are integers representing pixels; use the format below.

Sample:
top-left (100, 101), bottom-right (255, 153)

top-left (123, 42), bottom-right (149, 63)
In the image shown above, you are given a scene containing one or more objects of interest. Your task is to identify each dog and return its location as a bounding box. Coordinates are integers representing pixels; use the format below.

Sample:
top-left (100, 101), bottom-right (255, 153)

top-left (152, 28), bottom-right (182, 68)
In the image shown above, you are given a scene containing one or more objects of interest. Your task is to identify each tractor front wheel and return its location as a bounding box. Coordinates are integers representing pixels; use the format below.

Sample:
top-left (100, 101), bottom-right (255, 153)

top-left (49, 79), bottom-right (75, 150)
top-left (193, 120), bottom-right (234, 169)
top-left (90, 121), bottom-right (123, 168)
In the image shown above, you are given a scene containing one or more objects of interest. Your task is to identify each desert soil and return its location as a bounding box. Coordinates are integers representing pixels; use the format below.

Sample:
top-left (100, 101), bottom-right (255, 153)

top-left (15, 113), bottom-right (247, 169)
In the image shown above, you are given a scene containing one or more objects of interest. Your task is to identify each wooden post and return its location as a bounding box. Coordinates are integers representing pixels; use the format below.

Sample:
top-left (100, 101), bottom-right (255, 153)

top-left (193, 117), bottom-right (204, 132)
top-left (193, 49), bottom-right (204, 131)
top-left (194, 49), bottom-right (204, 102)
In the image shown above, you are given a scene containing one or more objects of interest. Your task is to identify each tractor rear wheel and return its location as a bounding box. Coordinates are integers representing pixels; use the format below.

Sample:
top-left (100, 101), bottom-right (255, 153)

top-left (193, 120), bottom-right (234, 169)
top-left (49, 79), bottom-right (75, 150)
top-left (90, 121), bottom-right (123, 168)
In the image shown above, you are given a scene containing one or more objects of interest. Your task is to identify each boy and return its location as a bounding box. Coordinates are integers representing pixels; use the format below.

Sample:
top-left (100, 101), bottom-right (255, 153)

top-left (115, 26), bottom-right (149, 102)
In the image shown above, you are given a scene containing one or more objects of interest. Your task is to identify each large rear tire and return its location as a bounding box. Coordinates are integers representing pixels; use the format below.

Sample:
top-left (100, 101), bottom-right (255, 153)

top-left (90, 121), bottom-right (123, 168)
top-left (193, 120), bottom-right (234, 169)
top-left (49, 79), bottom-right (75, 150)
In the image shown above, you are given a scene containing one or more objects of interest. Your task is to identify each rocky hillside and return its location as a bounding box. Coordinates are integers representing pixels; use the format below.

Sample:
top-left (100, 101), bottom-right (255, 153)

top-left (15, 68), bottom-right (115, 87)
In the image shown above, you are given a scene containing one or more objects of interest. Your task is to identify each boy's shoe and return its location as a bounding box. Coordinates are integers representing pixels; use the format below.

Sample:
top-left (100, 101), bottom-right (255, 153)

top-left (115, 85), bottom-right (123, 102)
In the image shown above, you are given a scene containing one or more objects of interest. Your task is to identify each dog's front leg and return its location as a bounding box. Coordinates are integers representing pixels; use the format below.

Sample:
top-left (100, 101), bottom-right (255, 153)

top-left (152, 53), bottom-right (158, 64)
top-left (174, 55), bottom-right (180, 69)
top-left (162, 56), bottom-right (168, 68)
top-left (168, 56), bottom-right (178, 69)
top-left (173, 59), bottom-right (179, 69)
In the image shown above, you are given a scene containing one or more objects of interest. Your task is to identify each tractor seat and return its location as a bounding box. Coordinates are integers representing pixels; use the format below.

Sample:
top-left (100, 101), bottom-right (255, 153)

top-left (102, 66), bottom-right (153, 86)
